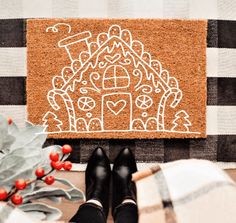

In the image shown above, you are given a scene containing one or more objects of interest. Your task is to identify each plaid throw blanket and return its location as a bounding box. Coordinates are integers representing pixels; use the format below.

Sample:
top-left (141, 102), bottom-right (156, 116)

top-left (133, 159), bottom-right (236, 223)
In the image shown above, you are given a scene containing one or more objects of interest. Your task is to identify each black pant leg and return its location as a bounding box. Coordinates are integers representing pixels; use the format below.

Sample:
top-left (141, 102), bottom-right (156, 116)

top-left (114, 203), bottom-right (138, 223)
top-left (69, 203), bottom-right (106, 223)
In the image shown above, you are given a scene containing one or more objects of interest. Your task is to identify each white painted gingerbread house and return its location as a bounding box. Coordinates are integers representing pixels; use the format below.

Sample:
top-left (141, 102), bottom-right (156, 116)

top-left (43, 24), bottom-right (189, 134)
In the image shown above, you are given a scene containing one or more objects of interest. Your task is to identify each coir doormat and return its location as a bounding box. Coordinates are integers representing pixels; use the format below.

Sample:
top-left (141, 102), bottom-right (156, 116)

top-left (27, 19), bottom-right (207, 139)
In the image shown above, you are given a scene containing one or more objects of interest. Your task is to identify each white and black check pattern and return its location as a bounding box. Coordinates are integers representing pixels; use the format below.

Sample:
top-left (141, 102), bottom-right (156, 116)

top-left (0, 0), bottom-right (235, 163)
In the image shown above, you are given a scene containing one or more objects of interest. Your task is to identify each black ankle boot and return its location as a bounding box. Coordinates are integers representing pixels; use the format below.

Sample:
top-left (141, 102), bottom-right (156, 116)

top-left (86, 147), bottom-right (111, 218)
top-left (112, 148), bottom-right (138, 216)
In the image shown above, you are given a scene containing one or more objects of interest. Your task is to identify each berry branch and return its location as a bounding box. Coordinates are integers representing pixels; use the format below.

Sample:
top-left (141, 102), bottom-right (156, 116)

top-left (0, 144), bottom-right (73, 205)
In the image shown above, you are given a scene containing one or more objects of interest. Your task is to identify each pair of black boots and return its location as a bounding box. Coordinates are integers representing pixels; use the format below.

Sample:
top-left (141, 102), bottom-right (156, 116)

top-left (86, 147), bottom-right (137, 218)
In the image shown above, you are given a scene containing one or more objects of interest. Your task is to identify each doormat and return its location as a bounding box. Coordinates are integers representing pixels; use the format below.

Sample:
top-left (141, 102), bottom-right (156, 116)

top-left (27, 19), bottom-right (207, 139)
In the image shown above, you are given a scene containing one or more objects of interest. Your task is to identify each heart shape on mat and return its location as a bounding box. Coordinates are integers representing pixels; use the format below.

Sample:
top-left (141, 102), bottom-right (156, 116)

top-left (106, 100), bottom-right (127, 115)
top-left (104, 54), bottom-right (121, 64)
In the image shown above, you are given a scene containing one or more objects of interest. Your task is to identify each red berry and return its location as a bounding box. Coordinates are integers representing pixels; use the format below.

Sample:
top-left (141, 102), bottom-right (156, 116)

top-left (62, 144), bottom-right (72, 154)
top-left (45, 176), bottom-right (55, 185)
top-left (15, 179), bottom-right (27, 190)
top-left (11, 194), bottom-right (23, 205)
top-left (8, 117), bottom-right (13, 125)
top-left (63, 161), bottom-right (72, 171)
top-left (51, 161), bottom-right (63, 170)
top-left (0, 188), bottom-right (8, 201)
top-left (35, 167), bottom-right (45, 178)
top-left (49, 152), bottom-right (59, 162)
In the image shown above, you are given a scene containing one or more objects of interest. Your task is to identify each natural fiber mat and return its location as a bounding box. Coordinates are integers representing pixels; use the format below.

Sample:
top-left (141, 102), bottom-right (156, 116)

top-left (27, 19), bottom-right (207, 139)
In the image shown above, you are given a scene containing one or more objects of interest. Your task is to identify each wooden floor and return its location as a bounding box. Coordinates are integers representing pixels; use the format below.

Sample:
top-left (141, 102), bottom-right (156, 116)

top-left (48, 169), bottom-right (236, 223)
top-left (44, 171), bottom-right (113, 223)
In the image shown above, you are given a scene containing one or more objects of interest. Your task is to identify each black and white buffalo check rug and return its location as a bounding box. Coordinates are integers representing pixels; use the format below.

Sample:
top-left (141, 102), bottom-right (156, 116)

top-left (0, 0), bottom-right (235, 168)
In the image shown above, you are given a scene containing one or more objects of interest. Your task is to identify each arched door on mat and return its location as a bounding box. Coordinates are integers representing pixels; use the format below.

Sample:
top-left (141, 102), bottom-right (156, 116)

top-left (102, 65), bottom-right (131, 131)
top-left (102, 93), bottom-right (131, 131)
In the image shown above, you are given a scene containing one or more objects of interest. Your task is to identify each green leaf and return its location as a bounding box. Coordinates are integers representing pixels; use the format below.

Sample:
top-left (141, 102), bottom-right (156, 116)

top-left (66, 187), bottom-right (85, 202)
top-left (55, 178), bottom-right (85, 201)
top-left (42, 196), bottom-right (62, 203)
top-left (10, 125), bottom-right (46, 151)
top-left (19, 203), bottom-right (62, 221)
top-left (55, 177), bottom-right (77, 188)
top-left (0, 115), bottom-right (8, 136)
top-left (25, 121), bottom-right (34, 128)
top-left (0, 155), bottom-right (25, 185)
top-left (0, 145), bottom-right (42, 187)
top-left (8, 121), bottom-right (19, 136)
top-left (1, 135), bottom-right (15, 153)
top-left (0, 115), bottom-right (15, 154)
top-left (0, 152), bottom-right (4, 159)
top-left (23, 186), bottom-right (84, 203)
top-left (26, 211), bottom-right (46, 221)
top-left (19, 181), bottom-right (37, 196)
top-left (23, 187), bottom-right (71, 203)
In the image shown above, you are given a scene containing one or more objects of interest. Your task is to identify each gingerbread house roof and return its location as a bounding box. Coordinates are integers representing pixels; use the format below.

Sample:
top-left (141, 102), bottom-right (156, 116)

top-left (56, 25), bottom-right (179, 94)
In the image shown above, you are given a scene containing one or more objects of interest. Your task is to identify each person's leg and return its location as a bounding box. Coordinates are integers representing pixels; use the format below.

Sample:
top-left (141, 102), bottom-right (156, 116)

top-left (86, 147), bottom-right (111, 217)
top-left (112, 148), bottom-right (139, 223)
top-left (69, 202), bottom-right (106, 223)
top-left (70, 147), bottom-right (111, 223)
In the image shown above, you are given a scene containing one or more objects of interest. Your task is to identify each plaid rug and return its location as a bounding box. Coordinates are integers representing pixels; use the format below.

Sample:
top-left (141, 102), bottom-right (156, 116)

top-left (0, 0), bottom-right (235, 163)
top-left (133, 159), bottom-right (236, 223)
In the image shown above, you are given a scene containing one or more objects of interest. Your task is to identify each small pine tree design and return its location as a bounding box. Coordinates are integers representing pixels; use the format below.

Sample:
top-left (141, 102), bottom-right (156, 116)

top-left (42, 111), bottom-right (63, 132)
top-left (171, 110), bottom-right (191, 132)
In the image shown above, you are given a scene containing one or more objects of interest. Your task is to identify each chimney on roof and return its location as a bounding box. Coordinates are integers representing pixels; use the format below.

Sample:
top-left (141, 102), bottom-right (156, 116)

top-left (58, 31), bottom-right (91, 62)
